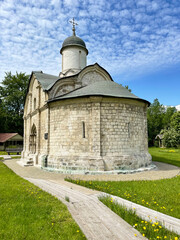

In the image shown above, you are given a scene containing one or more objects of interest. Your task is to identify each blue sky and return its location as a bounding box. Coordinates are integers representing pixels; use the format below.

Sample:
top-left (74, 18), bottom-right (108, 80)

top-left (0, 0), bottom-right (180, 106)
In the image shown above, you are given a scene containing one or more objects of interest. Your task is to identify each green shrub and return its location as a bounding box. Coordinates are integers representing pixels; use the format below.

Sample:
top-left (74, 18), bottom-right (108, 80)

top-left (162, 129), bottom-right (180, 148)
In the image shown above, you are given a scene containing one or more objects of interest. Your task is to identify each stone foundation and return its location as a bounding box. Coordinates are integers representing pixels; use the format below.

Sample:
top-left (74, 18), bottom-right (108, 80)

top-left (44, 151), bottom-right (152, 172)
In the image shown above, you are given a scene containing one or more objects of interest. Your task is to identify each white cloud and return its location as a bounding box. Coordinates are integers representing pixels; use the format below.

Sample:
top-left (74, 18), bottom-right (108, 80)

top-left (50, 0), bottom-right (62, 8)
top-left (63, 0), bottom-right (79, 7)
top-left (0, 0), bottom-right (179, 84)
top-left (120, 25), bottom-right (131, 33)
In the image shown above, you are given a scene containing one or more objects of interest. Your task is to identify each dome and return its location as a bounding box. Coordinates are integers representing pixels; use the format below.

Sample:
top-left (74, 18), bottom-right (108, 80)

top-left (60, 35), bottom-right (88, 54)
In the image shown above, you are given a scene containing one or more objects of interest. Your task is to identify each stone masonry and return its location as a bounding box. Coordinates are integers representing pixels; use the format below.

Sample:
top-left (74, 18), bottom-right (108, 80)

top-left (47, 97), bottom-right (151, 171)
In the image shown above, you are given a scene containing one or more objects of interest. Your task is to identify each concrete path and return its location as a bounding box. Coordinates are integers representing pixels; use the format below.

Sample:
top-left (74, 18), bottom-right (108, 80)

top-left (0, 155), bottom-right (19, 160)
top-left (27, 178), bottom-right (146, 240)
top-left (3, 159), bottom-right (180, 239)
top-left (2, 157), bottom-right (180, 181)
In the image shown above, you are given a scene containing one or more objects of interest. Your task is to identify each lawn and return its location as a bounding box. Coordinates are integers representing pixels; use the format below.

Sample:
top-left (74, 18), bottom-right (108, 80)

top-left (66, 176), bottom-right (180, 219)
top-left (65, 148), bottom-right (180, 219)
top-left (0, 161), bottom-right (86, 240)
top-left (100, 196), bottom-right (179, 240)
top-left (0, 151), bottom-right (21, 155)
top-left (149, 147), bottom-right (180, 167)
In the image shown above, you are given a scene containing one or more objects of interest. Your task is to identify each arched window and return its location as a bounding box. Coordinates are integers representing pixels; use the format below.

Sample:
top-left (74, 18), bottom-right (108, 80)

top-left (29, 124), bottom-right (37, 154)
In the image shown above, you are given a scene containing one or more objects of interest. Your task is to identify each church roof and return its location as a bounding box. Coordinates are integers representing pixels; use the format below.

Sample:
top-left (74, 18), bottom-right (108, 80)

top-left (48, 81), bottom-right (150, 105)
top-left (25, 71), bottom-right (59, 103)
top-left (60, 35), bottom-right (88, 54)
top-left (33, 71), bottom-right (59, 90)
top-left (46, 63), bottom-right (113, 91)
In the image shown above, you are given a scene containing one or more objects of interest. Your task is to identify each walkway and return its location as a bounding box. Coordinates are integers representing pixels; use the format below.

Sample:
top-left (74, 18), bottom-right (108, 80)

top-left (27, 178), bottom-right (146, 240)
top-left (3, 158), bottom-right (180, 239)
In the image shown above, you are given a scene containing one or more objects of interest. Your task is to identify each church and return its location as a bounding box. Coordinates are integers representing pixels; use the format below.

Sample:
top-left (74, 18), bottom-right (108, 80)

top-left (21, 20), bottom-right (152, 173)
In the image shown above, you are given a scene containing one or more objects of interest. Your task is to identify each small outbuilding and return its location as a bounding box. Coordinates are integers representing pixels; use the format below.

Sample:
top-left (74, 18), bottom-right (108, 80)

top-left (155, 134), bottom-right (164, 148)
top-left (0, 133), bottom-right (23, 154)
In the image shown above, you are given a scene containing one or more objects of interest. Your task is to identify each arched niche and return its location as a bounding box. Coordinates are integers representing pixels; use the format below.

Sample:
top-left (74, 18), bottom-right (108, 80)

top-left (77, 63), bottom-right (113, 86)
top-left (49, 78), bottom-right (77, 99)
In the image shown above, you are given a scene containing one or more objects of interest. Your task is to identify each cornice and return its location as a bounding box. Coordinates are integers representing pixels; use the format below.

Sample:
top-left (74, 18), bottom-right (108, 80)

top-left (24, 104), bottom-right (48, 120)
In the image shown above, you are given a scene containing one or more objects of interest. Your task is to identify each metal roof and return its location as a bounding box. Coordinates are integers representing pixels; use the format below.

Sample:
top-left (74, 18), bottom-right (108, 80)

top-left (27, 63), bottom-right (113, 93)
top-left (33, 71), bottom-right (59, 90)
top-left (0, 133), bottom-right (19, 143)
top-left (60, 35), bottom-right (88, 54)
top-left (48, 81), bottom-right (150, 105)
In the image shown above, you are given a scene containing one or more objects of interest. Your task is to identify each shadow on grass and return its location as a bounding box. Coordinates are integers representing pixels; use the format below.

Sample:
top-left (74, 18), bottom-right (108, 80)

top-left (152, 156), bottom-right (180, 168)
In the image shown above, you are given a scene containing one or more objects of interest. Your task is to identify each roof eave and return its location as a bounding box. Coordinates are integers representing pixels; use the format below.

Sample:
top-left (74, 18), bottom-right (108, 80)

top-left (60, 44), bottom-right (88, 55)
top-left (48, 94), bottom-right (150, 106)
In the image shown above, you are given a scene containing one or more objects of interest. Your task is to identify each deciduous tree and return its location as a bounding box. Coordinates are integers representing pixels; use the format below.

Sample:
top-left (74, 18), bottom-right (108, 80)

top-left (147, 98), bottom-right (165, 146)
top-left (0, 72), bottom-right (29, 135)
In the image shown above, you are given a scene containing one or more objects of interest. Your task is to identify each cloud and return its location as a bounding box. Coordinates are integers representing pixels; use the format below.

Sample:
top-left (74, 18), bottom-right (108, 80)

top-left (0, 0), bottom-right (179, 84)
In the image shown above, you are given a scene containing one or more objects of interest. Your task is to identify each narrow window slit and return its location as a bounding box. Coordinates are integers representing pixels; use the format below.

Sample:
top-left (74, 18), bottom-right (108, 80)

top-left (82, 121), bottom-right (85, 138)
top-left (128, 122), bottom-right (130, 138)
top-left (34, 98), bottom-right (36, 110)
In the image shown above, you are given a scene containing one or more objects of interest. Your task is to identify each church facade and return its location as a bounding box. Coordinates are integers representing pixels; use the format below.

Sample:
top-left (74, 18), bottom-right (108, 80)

top-left (21, 24), bottom-right (152, 172)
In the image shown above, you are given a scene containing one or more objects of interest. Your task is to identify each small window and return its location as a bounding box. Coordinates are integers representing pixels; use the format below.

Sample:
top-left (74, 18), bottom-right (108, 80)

top-left (128, 122), bottom-right (130, 138)
top-left (79, 51), bottom-right (81, 69)
top-left (34, 98), bottom-right (36, 110)
top-left (82, 121), bottom-right (85, 138)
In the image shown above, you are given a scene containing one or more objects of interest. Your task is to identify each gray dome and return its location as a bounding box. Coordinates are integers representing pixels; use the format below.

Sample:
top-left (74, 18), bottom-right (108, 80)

top-left (60, 35), bottom-right (88, 54)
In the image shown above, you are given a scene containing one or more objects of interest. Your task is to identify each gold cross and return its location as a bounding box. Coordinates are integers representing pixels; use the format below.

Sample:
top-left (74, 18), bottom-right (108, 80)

top-left (69, 18), bottom-right (78, 36)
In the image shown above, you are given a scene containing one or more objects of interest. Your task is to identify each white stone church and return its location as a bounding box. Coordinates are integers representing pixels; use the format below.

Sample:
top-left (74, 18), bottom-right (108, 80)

top-left (21, 21), bottom-right (152, 173)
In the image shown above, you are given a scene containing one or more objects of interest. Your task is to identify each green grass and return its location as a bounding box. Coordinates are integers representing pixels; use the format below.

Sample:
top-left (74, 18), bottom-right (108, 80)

top-left (149, 147), bottom-right (180, 167)
top-left (0, 151), bottom-right (20, 155)
top-left (0, 151), bottom-right (8, 155)
top-left (100, 196), bottom-right (179, 240)
top-left (0, 161), bottom-right (86, 240)
top-left (65, 176), bottom-right (180, 219)
top-left (11, 156), bottom-right (21, 159)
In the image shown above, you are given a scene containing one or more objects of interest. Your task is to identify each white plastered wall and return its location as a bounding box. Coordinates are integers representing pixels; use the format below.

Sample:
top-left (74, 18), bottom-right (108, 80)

top-left (62, 46), bottom-right (87, 73)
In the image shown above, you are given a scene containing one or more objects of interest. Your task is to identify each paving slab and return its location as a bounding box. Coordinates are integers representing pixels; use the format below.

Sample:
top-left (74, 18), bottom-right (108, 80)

top-left (27, 178), bottom-right (147, 240)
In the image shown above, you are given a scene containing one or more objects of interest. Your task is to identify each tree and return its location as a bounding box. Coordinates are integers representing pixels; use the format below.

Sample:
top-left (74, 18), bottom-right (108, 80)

top-left (163, 106), bottom-right (177, 129)
top-left (162, 112), bottom-right (180, 148)
top-left (170, 111), bottom-right (180, 133)
top-left (162, 128), bottom-right (180, 148)
top-left (124, 85), bottom-right (132, 92)
top-left (0, 72), bottom-right (29, 135)
top-left (147, 98), bottom-right (165, 146)
top-left (0, 103), bottom-right (6, 132)
top-left (119, 84), bottom-right (132, 92)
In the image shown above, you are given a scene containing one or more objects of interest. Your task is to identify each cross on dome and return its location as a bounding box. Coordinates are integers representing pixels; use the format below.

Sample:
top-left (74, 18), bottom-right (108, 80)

top-left (69, 18), bottom-right (78, 36)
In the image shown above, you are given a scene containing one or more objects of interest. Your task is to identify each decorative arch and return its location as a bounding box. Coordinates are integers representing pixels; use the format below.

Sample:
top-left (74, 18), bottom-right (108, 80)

top-left (77, 63), bottom-right (113, 86)
top-left (29, 124), bottom-right (37, 154)
top-left (49, 78), bottom-right (76, 99)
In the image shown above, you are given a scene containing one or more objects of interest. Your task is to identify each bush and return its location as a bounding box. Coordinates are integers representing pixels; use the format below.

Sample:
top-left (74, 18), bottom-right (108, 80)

top-left (154, 140), bottom-right (159, 147)
top-left (162, 128), bottom-right (180, 148)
